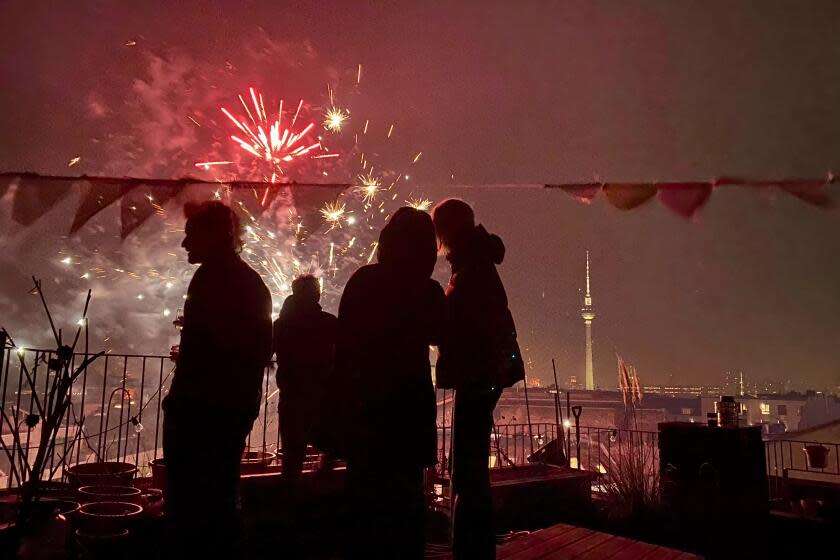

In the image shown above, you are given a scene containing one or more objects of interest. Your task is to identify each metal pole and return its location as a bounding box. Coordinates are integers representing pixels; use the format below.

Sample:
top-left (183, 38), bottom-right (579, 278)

top-left (551, 359), bottom-right (565, 458)
top-left (572, 406), bottom-right (583, 470)
top-left (566, 391), bottom-right (572, 462)
top-left (522, 374), bottom-right (535, 457)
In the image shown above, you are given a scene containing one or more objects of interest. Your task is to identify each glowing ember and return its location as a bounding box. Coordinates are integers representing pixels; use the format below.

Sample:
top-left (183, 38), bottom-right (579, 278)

top-left (320, 200), bottom-right (346, 227)
top-left (355, 173), bottom-right (381, 204)
top-left (323, 106), bottom-right (349, 132)
top-left (407, 196), bottom-right (433, 211)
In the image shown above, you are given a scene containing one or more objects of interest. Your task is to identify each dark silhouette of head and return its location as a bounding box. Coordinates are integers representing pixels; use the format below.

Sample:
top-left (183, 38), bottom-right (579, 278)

top-left (377, 207), bottom-right (437, 278)
top-left (291, 274), bottom-right (321, 305)
top-left (182, 201), bottom-right (242, 264)
top-left (432, 198), bottom-right (475, 255)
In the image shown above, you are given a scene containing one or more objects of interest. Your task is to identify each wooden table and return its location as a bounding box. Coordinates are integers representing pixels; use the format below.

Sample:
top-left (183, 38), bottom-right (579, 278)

top-left (494, 523), bottom-right (701, 560)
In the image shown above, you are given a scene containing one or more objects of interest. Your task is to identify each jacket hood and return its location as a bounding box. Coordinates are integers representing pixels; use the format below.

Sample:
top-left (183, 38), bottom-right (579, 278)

top-left (449, 224), bottom-right (505, 268)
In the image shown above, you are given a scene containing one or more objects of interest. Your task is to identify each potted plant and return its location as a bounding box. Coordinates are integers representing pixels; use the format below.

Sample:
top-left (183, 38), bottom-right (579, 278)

top-left (803, 444), bottom-right (830, 470)
top-left (0, 277), bottom-right (104, 550)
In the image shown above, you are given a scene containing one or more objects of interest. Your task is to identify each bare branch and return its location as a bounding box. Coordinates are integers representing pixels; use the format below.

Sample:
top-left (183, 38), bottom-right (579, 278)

top-left (31, 277), bottom-right (59, 345)
top-left (70, 291), bottom-right (92, 351)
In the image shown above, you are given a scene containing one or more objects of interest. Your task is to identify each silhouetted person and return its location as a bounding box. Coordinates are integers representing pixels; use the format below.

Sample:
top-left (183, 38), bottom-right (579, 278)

top-left (335, 207), bottom-right (445, 559)
top-left (162, 201), bottom-right (272, 557)
top-left (273, 274), bottom-right (337, 478)
top-left (433, 199), bottom-right (524, 560)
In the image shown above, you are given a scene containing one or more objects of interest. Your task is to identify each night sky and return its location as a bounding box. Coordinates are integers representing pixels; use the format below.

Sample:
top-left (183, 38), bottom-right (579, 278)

top-left (1, 1), bottom-right (838, 391)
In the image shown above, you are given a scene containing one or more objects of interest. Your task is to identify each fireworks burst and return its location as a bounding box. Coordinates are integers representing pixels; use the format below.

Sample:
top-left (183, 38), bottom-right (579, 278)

top-left (355, 173), bottom-right (381, 204)
top-left (195, 88), bottom-right (324, 177)
top-left (406, 196), bottom-right (433, 211)
top-left (323, 106), bottom-right (349, 132)
top-left (320, 200), bottom-right (347, 227)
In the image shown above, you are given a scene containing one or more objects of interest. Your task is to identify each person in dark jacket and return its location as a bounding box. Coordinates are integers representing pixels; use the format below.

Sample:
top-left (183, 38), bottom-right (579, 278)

top-left (433, 198), bottom-right (524, 560)
top-left (273, 274), bottom-right (337, 478)
top-left (162, 201), bottom-right (272, 557)
top-left (336, 207), bottom-right (446, 559)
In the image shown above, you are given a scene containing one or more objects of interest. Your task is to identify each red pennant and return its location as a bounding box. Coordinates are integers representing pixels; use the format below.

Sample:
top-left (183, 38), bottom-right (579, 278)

top-left (120, 183), bottom-right (182, 238)
top-left (657, 183), bottom-right (713, 219)
top-left (0, 175), bottom-right (14, 199)
top-left (11, 175), bottom-right (74, 225)
top-left (779, 181), bottom-right (834, 208)
top-left (603, 184), bottom-right (657, 210)
top-left (550, 183), bottom-right (601, 204)
top-left (71, 180), bottom-right (138, 233)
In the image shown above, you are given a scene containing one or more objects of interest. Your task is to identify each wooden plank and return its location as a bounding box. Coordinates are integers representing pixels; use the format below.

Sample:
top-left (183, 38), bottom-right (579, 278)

top-left (505, 527), bottom-right (594, 560)
top-left (604, 540), bottom-right (660, 560)
top-left (635, 546), bottom-right (683, 560)
top-left (579, 535), bottom-right (637, 559)
top-left (498, 525), bottom-right (579, 559)
top-left (546, 530), bottom-right (614, 558)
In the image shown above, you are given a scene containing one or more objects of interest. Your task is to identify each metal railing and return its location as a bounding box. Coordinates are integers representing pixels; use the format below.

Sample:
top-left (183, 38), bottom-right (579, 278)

top-left (434, 420), bottom-right (659, 479)
top-left (765, 438), bottom-right (840, 501)
top-left (1, 348), bottom-right (284, 487)
top-left (5, 344), bottom-right (839, 508)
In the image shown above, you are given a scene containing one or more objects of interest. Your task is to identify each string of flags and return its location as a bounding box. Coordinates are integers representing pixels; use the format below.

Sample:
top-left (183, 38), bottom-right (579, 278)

top-left (0, 172), bottom-right (836, 239)
top-left (0, 172), bottom-right (351, 238)
top-left (547, 174), bottom-right (836, 218)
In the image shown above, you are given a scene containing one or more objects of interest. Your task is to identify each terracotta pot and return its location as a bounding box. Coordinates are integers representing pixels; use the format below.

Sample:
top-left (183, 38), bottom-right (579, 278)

top-left (77, 502), bottom-right (143, 535)
top-left (78, 486), bottom-right (142, 505)
top-left (66, 462), bottom-right (137, 489)
top-left (14, 499), bottom-right (80, 556)
top-left (74, 528), bottom-right (130, 557)
top-left (240, 450), bottom-right (276, 475)
top-left (803, 445), bottom-right (830, 470)
top-left (150, 459), bottom-right (167, 495)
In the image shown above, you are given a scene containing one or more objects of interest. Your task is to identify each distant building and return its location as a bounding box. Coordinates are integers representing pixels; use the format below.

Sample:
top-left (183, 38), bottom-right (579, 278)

top-left (645, 385), bottom-right (727, 397)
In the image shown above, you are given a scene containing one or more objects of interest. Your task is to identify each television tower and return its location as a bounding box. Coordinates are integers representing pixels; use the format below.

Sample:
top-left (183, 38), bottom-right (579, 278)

top-left (581, 251), bottom-right (596, 390)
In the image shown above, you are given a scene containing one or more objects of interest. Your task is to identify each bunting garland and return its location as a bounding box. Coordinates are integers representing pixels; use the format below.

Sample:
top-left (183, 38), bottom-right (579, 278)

top-left (549, 174), bottom-right (836, 218)
top-left (0, 173), bottom-right (352, 238)
top-left (71, 180), bottom-right (139, 233)
top-left (0, 172), bottom-right (835, 240)
top-left (119, 183), bottom-right (182, 238)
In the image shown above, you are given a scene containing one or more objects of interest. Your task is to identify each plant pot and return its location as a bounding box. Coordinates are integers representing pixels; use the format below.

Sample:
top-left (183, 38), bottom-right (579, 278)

top-left (20, 480), bottom-right (75, 500)
top-left (77, 502), bottom-right (143, 535)
top-left (78, 486), bottom-right (143, 505)
top-left (150, 458), bottom-right (167, 495)
top-left (240, 450), bottom-right (276, 475)
top-left (66, 462), bottom-right (137, 489)
top-left (15, 499), bottom-right (80, 557)
top-left (803, 445), bottom-right (830, 470)
top-left (74, 528), bottom-right (130, 557)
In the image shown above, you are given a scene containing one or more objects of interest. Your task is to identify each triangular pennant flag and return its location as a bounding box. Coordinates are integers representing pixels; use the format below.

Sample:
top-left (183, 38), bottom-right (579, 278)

top-left (12, 175), bottom-right (74, 225)
top-left (291, 184), bottom-right (350, 236)
top-left (71, 180), bottom-right (138, 233)
top-left (550, 183), bottom-right (601, 204)
top-left (779, 181), bottom-right (834, 208)
top-left (657, 183), bottom-right (713, 219)
top-left (0, 175), bottom-right (16, 199)
top-left (120, 183), bottom-right (182, 238)
top-left (603, 184), bottom-right (657, 210)
top-left (229, 183), bottom-right (293, 222)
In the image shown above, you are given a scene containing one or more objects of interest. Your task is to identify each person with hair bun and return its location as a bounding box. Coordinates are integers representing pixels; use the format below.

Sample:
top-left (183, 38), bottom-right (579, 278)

top-left (433, 198), bottom-right (524, 560)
